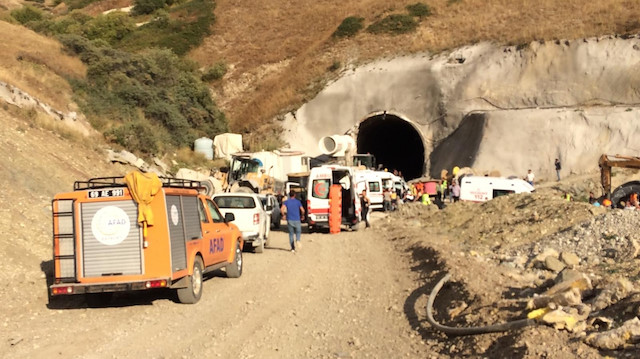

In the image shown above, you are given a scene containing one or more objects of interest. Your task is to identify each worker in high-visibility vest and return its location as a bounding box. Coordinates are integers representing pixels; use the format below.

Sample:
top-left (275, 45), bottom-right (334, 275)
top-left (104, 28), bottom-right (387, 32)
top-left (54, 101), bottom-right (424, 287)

top-left (421, 193), bottom-right (431, 205)
top-left (440, 179), bottom-right (448, 202)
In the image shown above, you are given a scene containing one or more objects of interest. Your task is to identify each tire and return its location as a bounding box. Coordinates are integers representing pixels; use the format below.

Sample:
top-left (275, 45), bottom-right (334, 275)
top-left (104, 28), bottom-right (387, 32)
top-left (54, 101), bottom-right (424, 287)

top-left (350, 223), bottom-right (360, 232)
top-left (200, 179), bottom-right (215, 197)
top-left (254, 237), bottom-right (264, 253)
top-left (273, 218), bottom-right (281, 229)
top-left (264, 224), bottom-right (271, 247)
top-left (226, 242), bottom-right (243, 278)
top-left (611, 181), bottom-right (640, 208)
top-left (177, 257), bottom-right (203, 304)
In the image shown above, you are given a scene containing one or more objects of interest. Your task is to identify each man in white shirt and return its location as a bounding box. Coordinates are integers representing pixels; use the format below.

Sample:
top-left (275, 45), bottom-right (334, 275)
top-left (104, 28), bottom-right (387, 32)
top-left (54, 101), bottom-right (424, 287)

top-left (526, 169), bottom-right (535, 186)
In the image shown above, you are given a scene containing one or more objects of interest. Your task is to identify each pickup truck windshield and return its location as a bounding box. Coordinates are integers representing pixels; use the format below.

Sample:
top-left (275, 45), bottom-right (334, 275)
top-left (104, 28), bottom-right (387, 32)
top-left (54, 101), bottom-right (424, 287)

top-left (214, 196), bottom-right (256, 209)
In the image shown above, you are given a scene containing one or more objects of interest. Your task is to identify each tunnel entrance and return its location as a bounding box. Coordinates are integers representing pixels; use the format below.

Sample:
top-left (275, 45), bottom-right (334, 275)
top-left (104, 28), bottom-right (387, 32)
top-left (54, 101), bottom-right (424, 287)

top-left (357, 113), bottom-right (425, 180)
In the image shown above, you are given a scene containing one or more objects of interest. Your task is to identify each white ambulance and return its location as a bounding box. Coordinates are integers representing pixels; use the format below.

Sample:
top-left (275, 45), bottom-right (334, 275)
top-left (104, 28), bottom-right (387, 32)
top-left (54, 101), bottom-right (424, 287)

top-left (459, 176), bottom-right (534, 202)
top-left (354, 169), bottom-right (384, 210)
top-left (376, 171), bottom-right (396, 191)
top-left (306, 165), bottom-right (362, 232)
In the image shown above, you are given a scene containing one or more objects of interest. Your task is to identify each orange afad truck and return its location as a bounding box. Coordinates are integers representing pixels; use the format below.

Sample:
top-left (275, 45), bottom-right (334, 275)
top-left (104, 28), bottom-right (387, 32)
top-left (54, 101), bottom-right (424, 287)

top-left (49, 171), bottom-right (244, 304)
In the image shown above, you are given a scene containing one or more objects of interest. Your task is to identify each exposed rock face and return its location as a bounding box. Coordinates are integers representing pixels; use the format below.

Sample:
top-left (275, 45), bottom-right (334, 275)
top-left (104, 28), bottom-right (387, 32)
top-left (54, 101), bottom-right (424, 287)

top-left (282, 37), bottom-right (640, 179)
top-left (0, 81), bottom-right (96, 136)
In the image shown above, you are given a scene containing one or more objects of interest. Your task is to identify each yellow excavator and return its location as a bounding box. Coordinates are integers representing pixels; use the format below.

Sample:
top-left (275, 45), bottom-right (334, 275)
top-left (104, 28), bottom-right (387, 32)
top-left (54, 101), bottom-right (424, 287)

top-left (226, 154), bottom-right (276, 193)
top-left (598, 154), bottom-right (640, 206)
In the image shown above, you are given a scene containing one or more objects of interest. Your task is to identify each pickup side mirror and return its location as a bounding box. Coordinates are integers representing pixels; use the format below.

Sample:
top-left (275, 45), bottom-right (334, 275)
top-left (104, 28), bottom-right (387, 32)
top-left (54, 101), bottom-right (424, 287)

top-left (224, 212), bottom-right (235, 223)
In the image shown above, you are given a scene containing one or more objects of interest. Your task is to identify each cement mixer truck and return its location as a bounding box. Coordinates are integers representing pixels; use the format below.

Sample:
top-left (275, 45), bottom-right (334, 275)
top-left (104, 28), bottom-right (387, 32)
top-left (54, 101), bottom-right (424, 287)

top-left (318, 135), bottom-right (376, 169)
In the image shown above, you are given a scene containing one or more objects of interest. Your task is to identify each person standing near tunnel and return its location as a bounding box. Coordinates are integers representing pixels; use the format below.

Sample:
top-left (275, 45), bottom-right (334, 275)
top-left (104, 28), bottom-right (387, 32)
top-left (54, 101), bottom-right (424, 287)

top-left (555, 158), bottom-right (562, 181)
top-left (525, 169), bottom-right (535, 186)
top-left (383, 188), bottom-right (392, 211)
top-left (359, 190), bottom-right (371, 228)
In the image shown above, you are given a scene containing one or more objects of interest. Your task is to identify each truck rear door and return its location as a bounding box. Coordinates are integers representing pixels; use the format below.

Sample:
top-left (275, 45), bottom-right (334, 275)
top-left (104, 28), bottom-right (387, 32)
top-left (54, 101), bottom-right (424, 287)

top-left (308, 168), bottom-right (332, 223)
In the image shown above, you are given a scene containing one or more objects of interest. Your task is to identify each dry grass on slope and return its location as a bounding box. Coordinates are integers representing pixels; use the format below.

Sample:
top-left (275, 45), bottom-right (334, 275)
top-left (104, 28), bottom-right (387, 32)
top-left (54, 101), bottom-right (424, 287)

top-left (0, 21), bottom-right (86, 111)
top-left (0, 0), bottom-right (22, 11)
top-left (191, 0), bottom-right (640, 135)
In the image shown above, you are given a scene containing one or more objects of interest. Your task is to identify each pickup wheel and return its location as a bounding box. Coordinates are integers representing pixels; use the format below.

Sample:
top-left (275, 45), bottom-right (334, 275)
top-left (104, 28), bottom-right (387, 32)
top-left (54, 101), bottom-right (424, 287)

top-left (177, 257), bottom-right (203, 304)
top-left (254, 237), bottom-right (264, 253)
top-left (264, 225), bottom-right (271, 247)
top-left (226, 241), bottom-right (243, 278)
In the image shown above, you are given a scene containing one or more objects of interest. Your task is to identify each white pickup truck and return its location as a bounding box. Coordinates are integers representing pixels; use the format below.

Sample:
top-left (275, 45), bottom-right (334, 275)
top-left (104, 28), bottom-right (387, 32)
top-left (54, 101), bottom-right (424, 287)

top-left (212, 193), bottom-right (271, 253)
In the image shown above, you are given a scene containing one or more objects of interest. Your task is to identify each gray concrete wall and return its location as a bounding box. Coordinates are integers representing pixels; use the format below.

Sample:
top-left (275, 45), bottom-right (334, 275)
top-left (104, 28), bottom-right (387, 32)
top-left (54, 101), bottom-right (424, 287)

top-left (281, 37), bottom-right (640, 180)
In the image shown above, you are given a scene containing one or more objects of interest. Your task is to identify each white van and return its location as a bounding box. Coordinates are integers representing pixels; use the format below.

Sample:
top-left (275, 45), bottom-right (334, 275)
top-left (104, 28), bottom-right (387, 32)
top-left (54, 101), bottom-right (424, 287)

top-left (354, 170), bottom-right (384, 210)
top-left (306, 165), bottom-right (362, 231)
top-left (377, 171), bottom-right (396, 191)
top-left (459, 176), bottom-right (534, 202)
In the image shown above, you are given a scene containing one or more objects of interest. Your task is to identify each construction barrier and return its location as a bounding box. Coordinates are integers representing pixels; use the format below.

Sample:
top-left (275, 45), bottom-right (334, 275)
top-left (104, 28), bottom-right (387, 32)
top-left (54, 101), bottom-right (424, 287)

top-left (329, 184), bottom-right (342, 234)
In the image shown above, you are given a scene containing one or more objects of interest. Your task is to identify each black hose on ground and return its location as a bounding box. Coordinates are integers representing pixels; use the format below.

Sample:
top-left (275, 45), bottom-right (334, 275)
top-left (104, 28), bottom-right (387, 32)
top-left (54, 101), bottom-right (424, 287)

top-left (426, 273), bottom-right (537, 336)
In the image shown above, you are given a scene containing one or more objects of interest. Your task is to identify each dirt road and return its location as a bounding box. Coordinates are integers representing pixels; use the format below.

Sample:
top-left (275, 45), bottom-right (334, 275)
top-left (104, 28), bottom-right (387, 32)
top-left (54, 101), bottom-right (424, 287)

top-left (2, 224), bottom-right (430, 359)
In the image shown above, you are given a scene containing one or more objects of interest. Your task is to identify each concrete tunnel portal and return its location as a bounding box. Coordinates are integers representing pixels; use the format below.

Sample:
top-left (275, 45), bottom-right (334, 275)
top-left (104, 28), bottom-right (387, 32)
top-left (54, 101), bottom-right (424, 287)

top-left (356, 113), bottom-right (425, 180)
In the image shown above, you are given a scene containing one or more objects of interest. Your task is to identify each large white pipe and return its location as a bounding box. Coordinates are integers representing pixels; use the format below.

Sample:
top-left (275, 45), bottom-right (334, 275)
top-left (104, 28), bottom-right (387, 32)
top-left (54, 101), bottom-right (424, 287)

top-left (318, 135), bottom-right (355, 157)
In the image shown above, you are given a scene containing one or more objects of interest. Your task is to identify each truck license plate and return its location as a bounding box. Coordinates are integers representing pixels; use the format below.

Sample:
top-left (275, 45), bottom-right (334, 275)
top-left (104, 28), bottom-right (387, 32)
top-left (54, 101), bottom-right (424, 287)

top-left (88, 189), bottom-right (125, 199)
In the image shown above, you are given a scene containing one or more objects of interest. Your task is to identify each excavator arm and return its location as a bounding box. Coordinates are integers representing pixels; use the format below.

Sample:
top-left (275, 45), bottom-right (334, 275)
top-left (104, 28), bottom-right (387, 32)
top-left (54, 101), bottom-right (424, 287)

top-left (599, 154), bottom-right (640, 197)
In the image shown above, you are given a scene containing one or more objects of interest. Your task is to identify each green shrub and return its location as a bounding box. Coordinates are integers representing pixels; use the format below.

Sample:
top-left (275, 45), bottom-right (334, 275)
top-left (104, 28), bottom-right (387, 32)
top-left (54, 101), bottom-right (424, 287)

top-left (11, 5), bottom-right (44, 25)
top-left (18, 0), bottom-right (225, 154)
top-left (367, 14), bottom-right (417, 35)
top-left (63, 40), bottom-right (228, 154)
top-left (105, 118), bottom-right (166, 154)
top-left (83, 12), bottom-right (136, 44)
top-left (20, 9), bottom-right (90, 36)
top-left (333, 16), bottom-right (364, 38)
top-left (119, 0), bottom-right (215, 55)
top-left (132, 0), bottom-right (167, 15)
top-left (202, 61), bottom-right (227, 82)
top-left (406, 3), bottom-right (431, 18)
top-left (328, 60), bottom-right (340, 72)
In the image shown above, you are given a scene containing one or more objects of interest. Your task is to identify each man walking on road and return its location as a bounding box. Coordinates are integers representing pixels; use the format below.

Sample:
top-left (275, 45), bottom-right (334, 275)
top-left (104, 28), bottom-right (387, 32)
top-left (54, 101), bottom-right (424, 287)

top-left (281, 191), bottom-right (305, 253)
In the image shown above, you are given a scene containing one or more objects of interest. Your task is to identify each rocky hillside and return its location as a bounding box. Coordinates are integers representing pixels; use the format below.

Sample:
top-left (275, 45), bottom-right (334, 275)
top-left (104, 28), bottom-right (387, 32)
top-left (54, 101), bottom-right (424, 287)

top-left (3, 0), bottom-right (640, 147)
top-left (195, 0), bottom-right (640, 135)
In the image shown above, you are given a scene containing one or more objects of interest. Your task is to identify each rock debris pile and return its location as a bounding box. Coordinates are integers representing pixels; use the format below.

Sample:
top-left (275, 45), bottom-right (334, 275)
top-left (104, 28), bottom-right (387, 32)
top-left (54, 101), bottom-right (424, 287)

top-left (387, 189), bottom-right (640, 355)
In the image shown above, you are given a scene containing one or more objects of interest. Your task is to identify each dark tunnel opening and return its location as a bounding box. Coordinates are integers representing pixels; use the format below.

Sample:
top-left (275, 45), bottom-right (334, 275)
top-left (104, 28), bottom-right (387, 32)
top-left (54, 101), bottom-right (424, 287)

top-left (428, 113), bottom-right (486, 178)
top-left (357, 113), bottom-right (425, 180)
